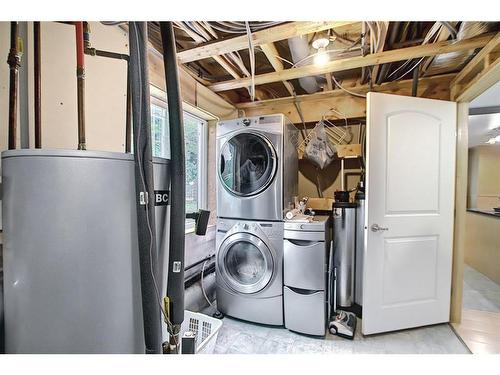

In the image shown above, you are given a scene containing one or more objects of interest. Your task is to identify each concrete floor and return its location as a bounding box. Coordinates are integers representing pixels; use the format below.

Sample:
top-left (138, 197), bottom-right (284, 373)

top-left (462, 265), bottom-right (500, 313)
top-left (207, 306), bottom-right (469, 354)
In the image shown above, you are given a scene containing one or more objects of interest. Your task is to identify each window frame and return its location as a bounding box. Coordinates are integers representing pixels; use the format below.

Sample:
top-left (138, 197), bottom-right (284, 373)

top-left (149, 88), bottom-right (209, 233)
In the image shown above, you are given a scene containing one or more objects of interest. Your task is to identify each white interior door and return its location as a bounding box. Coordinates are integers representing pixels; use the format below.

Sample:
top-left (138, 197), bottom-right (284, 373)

top-left (362, 92), bottom-right (457, 335)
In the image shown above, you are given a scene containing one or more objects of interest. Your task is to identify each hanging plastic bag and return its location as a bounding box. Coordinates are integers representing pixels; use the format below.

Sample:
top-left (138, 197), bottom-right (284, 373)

top-left (304, 122), bottom-right (336, 169)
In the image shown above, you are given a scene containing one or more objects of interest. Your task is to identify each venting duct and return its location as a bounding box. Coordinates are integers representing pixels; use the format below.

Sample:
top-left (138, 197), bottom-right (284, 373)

top-left (425, 22), bottom-right (495, 76)
top-left (288, 36), bottom-right (320, 93)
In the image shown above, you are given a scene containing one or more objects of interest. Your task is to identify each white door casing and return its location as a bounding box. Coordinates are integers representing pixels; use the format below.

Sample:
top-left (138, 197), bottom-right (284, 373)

top-left (362, 92), bottom-right (457, 335)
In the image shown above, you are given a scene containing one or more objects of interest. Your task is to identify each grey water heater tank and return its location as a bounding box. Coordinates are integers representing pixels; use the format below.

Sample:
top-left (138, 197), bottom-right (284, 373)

top-left (1, 149), bottom-right (170, 354)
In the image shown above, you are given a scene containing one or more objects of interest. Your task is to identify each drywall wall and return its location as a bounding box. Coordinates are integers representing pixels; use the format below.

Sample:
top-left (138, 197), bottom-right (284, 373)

top-left (464, 212), bottom-right (500, 285)
top-left (0, 22), bottom-right (237, 152)
top-left (148, 48), bottom-right (238, 121)
top-left (467, 145), bottom-right (500, 210)
top-left (0, 22), bottom-right (129, 152)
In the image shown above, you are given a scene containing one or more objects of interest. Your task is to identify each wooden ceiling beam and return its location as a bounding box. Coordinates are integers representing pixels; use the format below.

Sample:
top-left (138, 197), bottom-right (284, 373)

top-left (177, 21), bottom-right (358, 64)
top-left (260, 42), bottom-right (295, 96)
top-left (236, 73), bottom-right (455, 109)
top-left (213, 55), bottom-right (241, 79)
top-left (453, 54), bottom-right (500, 102)
top-left (451, 32), bottom-right (500, 88)
top-left (209, 32), bottom-right (495, 92)
top-left (371, 22), bottom-right (389, 83)
top-left (237, 73), bottom-right (454, 123)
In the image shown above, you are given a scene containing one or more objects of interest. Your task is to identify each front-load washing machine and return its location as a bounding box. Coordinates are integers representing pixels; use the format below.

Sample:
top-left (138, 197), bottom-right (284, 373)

top-left (215, 218), bottom-right (284, 325)
top-left (216, 114), bottom-right (298, 221)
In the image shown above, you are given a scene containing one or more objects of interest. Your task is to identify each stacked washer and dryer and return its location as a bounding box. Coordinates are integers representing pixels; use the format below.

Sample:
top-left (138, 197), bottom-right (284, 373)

top-left (215, 114), bottom-right (298, 325)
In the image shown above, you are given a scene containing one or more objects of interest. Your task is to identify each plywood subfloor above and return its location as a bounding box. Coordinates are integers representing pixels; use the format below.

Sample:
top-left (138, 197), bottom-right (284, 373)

top-left (452, 309), bottom-right (500, 354)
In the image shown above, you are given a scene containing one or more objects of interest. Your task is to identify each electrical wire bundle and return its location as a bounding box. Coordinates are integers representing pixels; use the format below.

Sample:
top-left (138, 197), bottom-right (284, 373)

top-left (208, 21), bottom-right (284, 34)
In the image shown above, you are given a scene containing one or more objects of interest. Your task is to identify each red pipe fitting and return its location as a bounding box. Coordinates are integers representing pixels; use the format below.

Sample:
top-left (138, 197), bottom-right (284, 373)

top-left (74, 21), bottom-right (85, 70)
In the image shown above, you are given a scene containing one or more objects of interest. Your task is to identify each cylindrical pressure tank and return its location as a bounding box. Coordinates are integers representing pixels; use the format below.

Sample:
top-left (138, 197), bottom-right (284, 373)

top-left (354, 190), bottom-right (365, 307)
top-left (1, 149), bottom-right (169, 354)
top-left (333, 200), bottom-right (357, 309)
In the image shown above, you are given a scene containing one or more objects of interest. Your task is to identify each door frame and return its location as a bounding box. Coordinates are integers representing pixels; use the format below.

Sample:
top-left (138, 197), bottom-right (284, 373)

top-left (449, 42), bottom-right (500, 323)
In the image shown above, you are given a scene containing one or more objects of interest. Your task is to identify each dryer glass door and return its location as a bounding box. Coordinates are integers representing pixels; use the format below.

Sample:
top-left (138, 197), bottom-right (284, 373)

top-left (219, 233), bottom-right (274, 294)
top-left (219, 133), bottom-right (277, 197)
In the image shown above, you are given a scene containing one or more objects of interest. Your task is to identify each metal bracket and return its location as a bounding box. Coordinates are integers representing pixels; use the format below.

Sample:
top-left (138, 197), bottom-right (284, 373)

top-left (139, 191), bottom-right (148, 205)
top-left (173, 261), bottom-right (182, 273)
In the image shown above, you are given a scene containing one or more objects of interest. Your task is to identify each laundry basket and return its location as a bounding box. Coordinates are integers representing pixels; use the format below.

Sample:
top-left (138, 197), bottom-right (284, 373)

top-left (175, 310), bottom-right (223, 354)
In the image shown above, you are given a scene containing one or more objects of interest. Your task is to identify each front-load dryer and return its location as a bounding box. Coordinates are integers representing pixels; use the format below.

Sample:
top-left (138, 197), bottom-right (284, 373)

top-left (216, 114), bottom-right (298, 221)
top-left (215, 218), bottom-right (284, 325)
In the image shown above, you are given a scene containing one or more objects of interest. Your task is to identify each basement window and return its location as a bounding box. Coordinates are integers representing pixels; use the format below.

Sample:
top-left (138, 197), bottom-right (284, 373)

top-left (150, 96), bottom-right (208, 233)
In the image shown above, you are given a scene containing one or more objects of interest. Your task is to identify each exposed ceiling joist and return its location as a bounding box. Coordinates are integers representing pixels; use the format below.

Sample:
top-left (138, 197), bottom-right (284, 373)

top-left (371, 22), bottom-right (389, 83)
top-left (451, 31), bottom-right (500, 88)
top-left (260, 42), bottom-right (295, 96)
top-left (237, 73), bottom-right (455, 109)
top-left (420, 22), bottom-right (457, 76)
top-left (177, 21), bottom-right (358, 64)
top-left (238, 73), bottom-right (455, 123)
top-left (213, 55), bottom-right (241, 79)
top-left (453, 55), bottom-right (500, 102)
top-left (209, 32), bottom-right (495, 92)
top-left (237, 74), bottom-right (455, 124)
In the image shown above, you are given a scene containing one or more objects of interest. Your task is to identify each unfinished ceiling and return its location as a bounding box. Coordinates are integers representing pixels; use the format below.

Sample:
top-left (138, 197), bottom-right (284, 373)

top-left (147, 21), bottom-right (500, 120)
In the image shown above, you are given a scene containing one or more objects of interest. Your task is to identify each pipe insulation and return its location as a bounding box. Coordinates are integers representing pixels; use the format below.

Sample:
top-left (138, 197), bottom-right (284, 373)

top-left (129, 21), bottom-right (161, 354)
top-left (288, 36), bottom-right (320, 93)
top-left (159, 22), bottom-right (186, 330)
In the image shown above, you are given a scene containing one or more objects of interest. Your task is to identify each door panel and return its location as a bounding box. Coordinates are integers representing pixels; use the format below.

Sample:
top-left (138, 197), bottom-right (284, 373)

top-left (386, 113), bottom-right (441, 214)
top-left (363, 92), bottom-right (456, 335)
top-left (382, 236), bottom-right (438, 306)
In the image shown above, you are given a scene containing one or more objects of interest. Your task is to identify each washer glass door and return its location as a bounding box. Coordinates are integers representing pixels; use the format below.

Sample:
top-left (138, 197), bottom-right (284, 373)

top-left (219, 233), bottom-right (274, 294)
top-left (219, 132), bottom-right (277, 196)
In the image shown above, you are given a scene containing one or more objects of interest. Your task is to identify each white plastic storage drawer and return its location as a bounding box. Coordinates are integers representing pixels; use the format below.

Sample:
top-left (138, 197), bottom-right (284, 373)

top-left (284, 239), bottom-right (326, 290)
top-left (284, 286), bottom-right (326, 336)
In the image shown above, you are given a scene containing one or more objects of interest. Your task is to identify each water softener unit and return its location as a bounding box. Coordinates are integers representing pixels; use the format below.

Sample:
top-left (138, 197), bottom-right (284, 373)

top-left (354, 187), bottom-right (365, 308)
top-left (329, 192), bottom-right (357, 339)
top-left (333, 199), bottom-right (357, 308)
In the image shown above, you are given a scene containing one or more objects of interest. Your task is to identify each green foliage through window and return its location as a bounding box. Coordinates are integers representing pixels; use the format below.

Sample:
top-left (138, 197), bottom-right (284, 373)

top-left (150, 102), bottom-right (206, 217)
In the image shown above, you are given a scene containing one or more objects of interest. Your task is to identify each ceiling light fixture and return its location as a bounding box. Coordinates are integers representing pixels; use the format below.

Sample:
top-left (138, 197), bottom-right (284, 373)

top-left (312, 35), bottom-right (330, 67)
top-left (486, 137), bottom-right (496, 144)
top-left (314, 47), bottom-right (330, 66)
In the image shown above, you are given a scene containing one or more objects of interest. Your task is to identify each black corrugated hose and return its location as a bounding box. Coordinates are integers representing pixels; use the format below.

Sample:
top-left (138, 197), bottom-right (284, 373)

top-left (129, 21), bottom-right (161, 354)
top-left (159, 22), bottom-right (186, 344)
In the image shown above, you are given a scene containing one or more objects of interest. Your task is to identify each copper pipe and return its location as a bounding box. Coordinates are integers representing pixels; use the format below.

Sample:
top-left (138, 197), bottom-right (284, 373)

top-left (34, 21), bottom-right (42, 148)
top-left (7, 22), bottom-right (21, 150)
top-left (82, 22), bottom-right (131, 151)
top-left (75, 21), bottom-right (86, 150)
